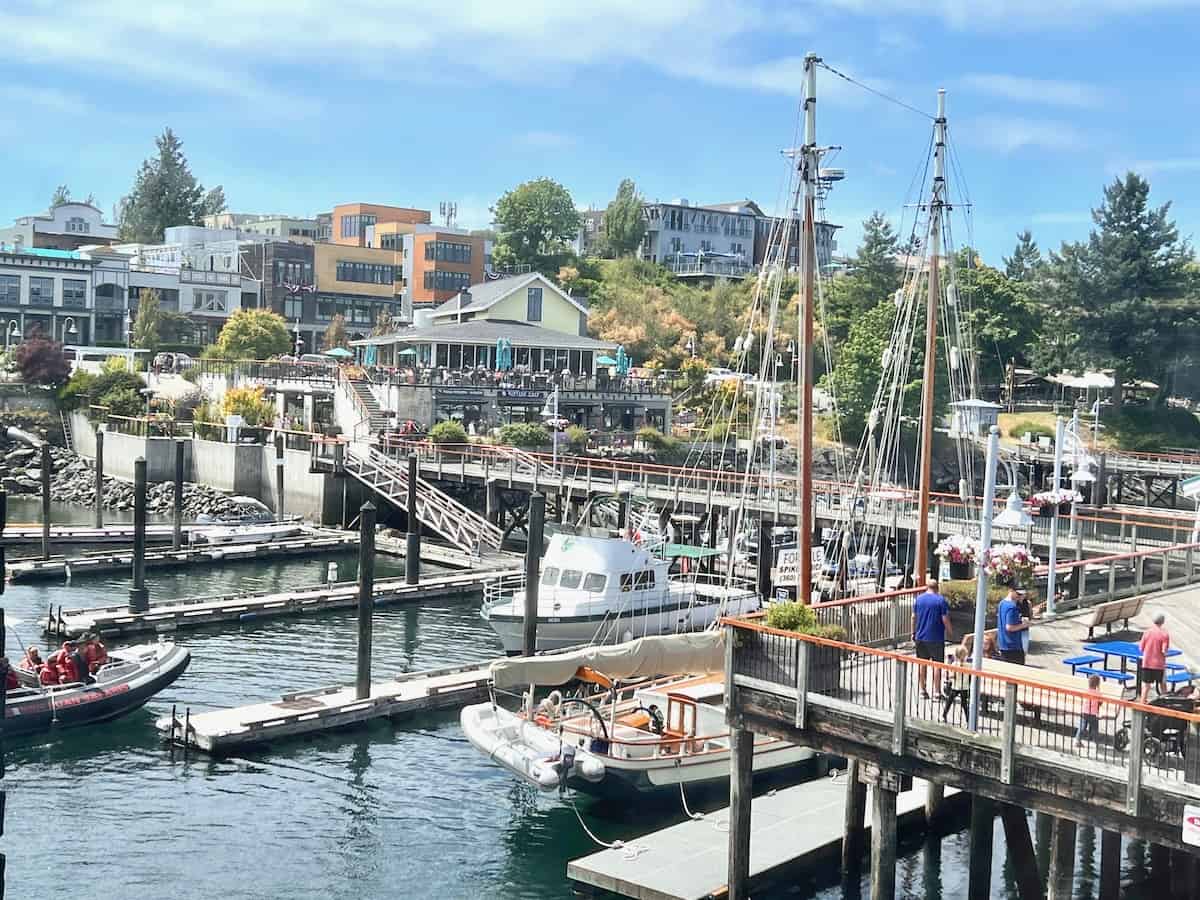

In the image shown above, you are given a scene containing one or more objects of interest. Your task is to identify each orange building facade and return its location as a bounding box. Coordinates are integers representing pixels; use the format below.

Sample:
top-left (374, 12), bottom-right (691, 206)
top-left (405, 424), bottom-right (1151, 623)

top-left (405, 231), bottom-right (486, 307)
top-left (330, 203), bottom-right (431, 247)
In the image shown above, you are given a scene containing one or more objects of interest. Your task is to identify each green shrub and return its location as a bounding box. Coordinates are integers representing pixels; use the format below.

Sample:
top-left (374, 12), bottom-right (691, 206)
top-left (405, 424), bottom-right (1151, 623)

top-left (499, 422), bottom-right (550, 448)
top-left (429, 420), bottom-right (468, 444)
top-left (765, 601), bottom-right (817, 633)
top-left (1007, 418), bottom-right (1053, 440)
top-left (57, 369), bottom-right (97, 411)
top-left (812, 623), bottom-right (848, 642)
top-left (221, 386), bottom-right (275, 427)
top-left (1104, 406), bottom-right (1200, 451)
top-left (636, 425), bottom-right (671, 450)
top-left (103, 387), bottom-right (144, 419)
top-left (565, 425), bottom-right (588, 450)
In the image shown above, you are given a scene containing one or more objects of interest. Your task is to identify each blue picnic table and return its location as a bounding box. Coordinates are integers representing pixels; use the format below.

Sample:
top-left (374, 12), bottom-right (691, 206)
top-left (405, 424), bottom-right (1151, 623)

top-left (1082, 640), bottom-right (1182, 676)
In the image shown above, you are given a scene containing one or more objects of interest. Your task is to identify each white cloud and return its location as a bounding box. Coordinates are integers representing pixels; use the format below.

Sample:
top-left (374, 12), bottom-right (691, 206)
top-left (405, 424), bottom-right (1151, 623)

top-left (960, 74), bottom-right (1104, 109)
top-left (0, 84), bottom-right (93, 116)
top-left (823, 0), bottom-right (1200, 29)
top-left (958, 116), bottom-right (1090, 154)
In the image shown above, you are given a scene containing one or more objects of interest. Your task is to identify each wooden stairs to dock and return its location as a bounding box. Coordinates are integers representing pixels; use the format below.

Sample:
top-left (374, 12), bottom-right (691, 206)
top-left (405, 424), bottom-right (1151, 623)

top-left (346, 448), bottom-right (504, 552)
top-left (346, 378), bottom-right (390, 432)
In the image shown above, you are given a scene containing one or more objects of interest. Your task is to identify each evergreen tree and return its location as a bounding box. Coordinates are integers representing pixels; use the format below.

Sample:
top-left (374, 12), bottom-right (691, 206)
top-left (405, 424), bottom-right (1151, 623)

top-left (1048, 173), bottom-right (1195, 405)
top-left (492, 177), bottom-right (581, 273)
top-left (132, 288), bottom-right (163, 356)
top-left (1003, 230), bottom-right (1043, 282)
top-left (603, 179), bottom-right (647, 257)
top-left (118, 128), bottom-right (208, 243)
top-left (50, 185), bottom-right (71, 208)
top-left (852, 212), bottom-right (902, 303)
top-left (202, 185), bottom-right (228, 217)
top-left (822, 299), bottom-right (895, 440)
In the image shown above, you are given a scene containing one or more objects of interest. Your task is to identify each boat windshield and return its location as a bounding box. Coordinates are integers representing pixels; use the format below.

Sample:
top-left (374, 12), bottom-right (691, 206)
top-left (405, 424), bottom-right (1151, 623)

top-left (582, 573), bottom-right (606, 592)
top-left (541, 566), bottom-right (560, 586)
top-left (559, 569), bottom-right (583, 589)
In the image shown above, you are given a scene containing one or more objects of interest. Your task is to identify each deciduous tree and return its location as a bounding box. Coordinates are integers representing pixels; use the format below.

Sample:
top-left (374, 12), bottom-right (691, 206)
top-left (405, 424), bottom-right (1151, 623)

top-left (213, 309), bottom-right (292, 360)
top-left (14, 335), bottom-right (70, 387)
top-left (132, 288), bottom-right (162, 356)
top-left (322, 314), bottom-right (349, 350)
top-left (603, 179), bottom-right (646, 257)
top-left (492, 177), bottom-right (581, 273)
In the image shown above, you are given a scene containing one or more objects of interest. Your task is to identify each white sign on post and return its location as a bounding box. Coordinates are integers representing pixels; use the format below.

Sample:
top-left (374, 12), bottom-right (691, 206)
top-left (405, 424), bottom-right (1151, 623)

top-left (1183, 804), bottom-right (1200, 847)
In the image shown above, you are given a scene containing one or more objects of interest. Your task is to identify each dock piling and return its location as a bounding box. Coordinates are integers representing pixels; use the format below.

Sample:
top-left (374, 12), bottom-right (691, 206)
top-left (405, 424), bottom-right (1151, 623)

top-left (173, 440), bottom-right (184, 551)
top-left (869, 782), bottom-right (898, 900)
top-left (1098, 830), bottom-right (1120, 900)
top-left (94, 425), bottom-right (104, 529)
top-left (756, 515), bottom-right (773, 601)
top-left (924, 781), bottom-right (944, 829)
top-left (727, 727), bottom-right (754, 900)
top-left (967, 794), bottom-right (995, 899)
top-left (522, 493), bottom-right (545, 657)
top-left (842, 758), bottom-right (867, 872)
top-left (1047, 817), bottom-right (1077, 900)
top-left (999, 802), bottom-right (1043, 900)
top-left (355, 501), bottom-right (377, 700)
top-left (274, 433), bottom-right (285, 522)
top-left (128, 457), bottom-right (149, 612)
top-left (406, 455), bottom-right (420, 586)
top-left (40, 442), bottom-right (51, 560)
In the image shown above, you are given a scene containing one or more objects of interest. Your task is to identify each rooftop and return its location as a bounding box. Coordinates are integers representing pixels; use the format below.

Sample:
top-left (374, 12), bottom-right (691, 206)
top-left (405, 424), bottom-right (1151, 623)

top-left (0, 245), bottom-right (85, 260)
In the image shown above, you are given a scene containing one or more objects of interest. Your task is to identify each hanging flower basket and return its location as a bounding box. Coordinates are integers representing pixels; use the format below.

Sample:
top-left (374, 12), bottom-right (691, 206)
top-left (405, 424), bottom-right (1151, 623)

top-left (1030, 489), bottom-right (1082, 518)
top-left (982, 544), bottom-right (1040, 586)
top-left (936, 534), bottom-right (980, 581)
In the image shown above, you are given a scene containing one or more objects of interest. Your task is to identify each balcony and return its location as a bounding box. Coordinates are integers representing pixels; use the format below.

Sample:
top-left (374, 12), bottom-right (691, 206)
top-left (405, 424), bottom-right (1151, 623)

top-left (665, 257), bottom-right (754, 279)
top-left (179, 269), bottom-right (241, 287)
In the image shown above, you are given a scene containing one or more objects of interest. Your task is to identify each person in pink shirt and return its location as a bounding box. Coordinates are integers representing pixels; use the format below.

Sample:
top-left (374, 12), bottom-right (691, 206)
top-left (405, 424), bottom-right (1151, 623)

top-left (1138, 612), bottom-right (1171, 703)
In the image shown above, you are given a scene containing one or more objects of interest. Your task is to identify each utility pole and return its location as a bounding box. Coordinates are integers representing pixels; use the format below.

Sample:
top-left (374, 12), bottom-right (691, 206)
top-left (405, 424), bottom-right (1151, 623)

top-left (915, 89), bottom-right (948, 581)
top-left (1045, 416), bottom-right (1065, 614)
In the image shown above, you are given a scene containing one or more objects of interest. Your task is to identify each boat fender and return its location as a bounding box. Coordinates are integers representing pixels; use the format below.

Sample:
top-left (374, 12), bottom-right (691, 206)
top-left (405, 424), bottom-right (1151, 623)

top-left (534, 713), bottom-right (552, 727)
top-left (589, 737), bottom-right (610, 756)
top-left (239, 613), bottom-right (258, 623)
top-left (558, 744), bottom-right (576, 794)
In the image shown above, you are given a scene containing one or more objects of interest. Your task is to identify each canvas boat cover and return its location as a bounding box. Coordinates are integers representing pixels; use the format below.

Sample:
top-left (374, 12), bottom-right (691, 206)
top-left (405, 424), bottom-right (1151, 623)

top-left (490, 631), bottom-right (725, 690)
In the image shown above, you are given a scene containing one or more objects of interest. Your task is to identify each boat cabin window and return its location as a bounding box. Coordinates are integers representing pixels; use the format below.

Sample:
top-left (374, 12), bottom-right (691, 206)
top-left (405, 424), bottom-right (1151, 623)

top-left (582, 573), bottom-right (606, 592)
top-left (634, 570), bottom-right (655, 590)
top-left (559, 569), bottom-right (583, 589)
top-left (620, 574), bottom-right (633, 592)
top-left (541, 566), bottom-right (560, 586)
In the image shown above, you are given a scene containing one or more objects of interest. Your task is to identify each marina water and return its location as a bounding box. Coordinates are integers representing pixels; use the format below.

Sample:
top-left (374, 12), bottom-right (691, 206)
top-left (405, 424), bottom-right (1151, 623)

top-left (1, 499), bottom-right (1168, 898)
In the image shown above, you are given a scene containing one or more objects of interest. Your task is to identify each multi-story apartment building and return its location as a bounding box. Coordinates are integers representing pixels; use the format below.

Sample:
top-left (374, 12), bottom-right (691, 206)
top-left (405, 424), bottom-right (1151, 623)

top-left (201, 214), bottom-right (322, 241)
top-left (330, 203), bottom-right (431, 248)
top-left (401, 229), bottom-right (487, 309)
top-left (0, 202), bottom-right (119, 252)
top-left (0, 246), bottom-right (97, 343)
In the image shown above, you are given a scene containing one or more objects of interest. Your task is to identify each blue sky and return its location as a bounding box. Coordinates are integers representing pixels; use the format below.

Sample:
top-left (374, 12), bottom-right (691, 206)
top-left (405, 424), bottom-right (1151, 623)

top-left (2, 0), bottom-right (1199, 264)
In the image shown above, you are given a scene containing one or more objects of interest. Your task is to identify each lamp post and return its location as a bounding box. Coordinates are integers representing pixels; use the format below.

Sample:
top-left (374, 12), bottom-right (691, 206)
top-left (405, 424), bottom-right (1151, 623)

top-left (61, 316), bottom-right (78, 344)
top-left (968, 426), bottom-right (1000, 731)
top-left (4, 320), bottom-right (18, 352)
top-left (293, 319), bottom-right (304, 357)
top-left (541, 385), bottom-right (560, 472)
top-left (685, 334), bottom-right (696, 358)
top-left (1045, 415), bottom-right (1066, 614)
top-left (125, 308), bottom-right (133, 348)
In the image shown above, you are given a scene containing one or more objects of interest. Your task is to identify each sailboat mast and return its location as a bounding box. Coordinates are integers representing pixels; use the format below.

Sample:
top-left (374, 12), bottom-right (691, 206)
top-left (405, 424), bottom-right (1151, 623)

top-left (797, 52), bottom-right (819, 603)
top-left (915, 88), bottom-right (947, 581)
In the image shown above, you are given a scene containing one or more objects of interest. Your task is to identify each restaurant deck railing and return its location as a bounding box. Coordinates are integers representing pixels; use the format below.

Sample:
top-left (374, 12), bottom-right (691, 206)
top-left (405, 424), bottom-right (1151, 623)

top-left (726, 616), bottom-right (1200, 792)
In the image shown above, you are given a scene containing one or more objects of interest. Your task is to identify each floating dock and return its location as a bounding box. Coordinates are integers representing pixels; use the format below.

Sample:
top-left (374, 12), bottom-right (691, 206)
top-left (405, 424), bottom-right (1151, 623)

top-left (1, 523), bottom-right (192, 547)
top-left (374, 535), bottom-right (522, 571)
top-left (157, 660), bottom-right (494, 754)
top-left (9, 533), bottom-right (360, 582)
top-left (567, 776), bottom-right (959, 900)
top-left (45, 567), bottom-right (521, 638)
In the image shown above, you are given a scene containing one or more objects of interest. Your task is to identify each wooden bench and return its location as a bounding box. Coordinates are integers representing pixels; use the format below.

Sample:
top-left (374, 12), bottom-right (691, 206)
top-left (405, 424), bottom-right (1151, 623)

top-left (1085, 596), bottom-right (1145, 639)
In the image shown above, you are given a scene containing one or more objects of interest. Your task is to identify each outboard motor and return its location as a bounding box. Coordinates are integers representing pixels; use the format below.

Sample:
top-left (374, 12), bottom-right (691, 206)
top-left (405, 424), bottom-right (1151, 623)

top-left (558, 743), bottom-right (577, 794)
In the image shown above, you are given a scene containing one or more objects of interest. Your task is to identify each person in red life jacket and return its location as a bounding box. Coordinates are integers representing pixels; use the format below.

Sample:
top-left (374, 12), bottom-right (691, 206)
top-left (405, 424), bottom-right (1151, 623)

top-left (82, 634), bottom-right (109, 676)
top-left (57, 641), bottom-right (83, 685)
top-left (40, 653), bottom-right (62, 686)
top-left (19, 646), bottom-right (43, 672)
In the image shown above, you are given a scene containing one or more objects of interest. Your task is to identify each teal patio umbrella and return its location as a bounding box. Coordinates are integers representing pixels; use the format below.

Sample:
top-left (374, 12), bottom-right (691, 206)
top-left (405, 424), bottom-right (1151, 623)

top-left (325, 347), bottom-right (353, 359)
top-left (596, 354), bottom-right (618, 366)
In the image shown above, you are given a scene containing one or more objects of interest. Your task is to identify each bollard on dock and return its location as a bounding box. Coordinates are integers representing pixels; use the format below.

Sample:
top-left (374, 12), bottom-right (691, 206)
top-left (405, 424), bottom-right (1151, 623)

top-left (355, 502), bottom-right (377, 700)
top-left (129, 457), bottom-right (149, 613)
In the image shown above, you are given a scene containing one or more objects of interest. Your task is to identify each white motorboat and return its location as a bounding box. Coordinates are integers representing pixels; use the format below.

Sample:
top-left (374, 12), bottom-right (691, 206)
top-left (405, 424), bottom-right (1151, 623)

top-left (190, 522), bottom-right (302, 546)
top-left (481, 529), bottom-right (760, 654)
top-left (461, 632), bottom-right (811, 795)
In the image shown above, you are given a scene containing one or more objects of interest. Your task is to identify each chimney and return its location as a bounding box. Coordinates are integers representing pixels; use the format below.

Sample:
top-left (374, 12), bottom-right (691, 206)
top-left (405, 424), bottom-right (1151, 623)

top-left (457, 288), bottom-right (471, 323)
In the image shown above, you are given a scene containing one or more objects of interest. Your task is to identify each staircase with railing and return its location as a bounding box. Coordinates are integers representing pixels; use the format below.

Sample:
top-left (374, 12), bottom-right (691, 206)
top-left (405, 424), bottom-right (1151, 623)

top-left (343, 448), bottom-right (503, 552)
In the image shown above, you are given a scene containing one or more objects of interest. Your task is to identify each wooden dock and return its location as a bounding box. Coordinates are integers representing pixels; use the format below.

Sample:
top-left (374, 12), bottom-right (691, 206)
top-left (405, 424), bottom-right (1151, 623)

top-left (157, 660), bottom-right (494, 754)
top-left (374, 534), bottom-right (523, 571)
top-left (45, 567), bottom-right (521, 638)
top-left (1, 523), bottom-right (192, 547)
top-left (567, 777), bottom-right (956, 900)
top-left (9, 533), bottom-right (360, 582)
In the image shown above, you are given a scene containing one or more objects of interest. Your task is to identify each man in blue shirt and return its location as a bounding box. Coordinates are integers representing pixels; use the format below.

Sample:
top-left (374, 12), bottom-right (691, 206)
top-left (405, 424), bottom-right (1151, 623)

top-left (911, 579), bottom-right (952, 698)
top-left (996, 587), bottom-right (1032, 665)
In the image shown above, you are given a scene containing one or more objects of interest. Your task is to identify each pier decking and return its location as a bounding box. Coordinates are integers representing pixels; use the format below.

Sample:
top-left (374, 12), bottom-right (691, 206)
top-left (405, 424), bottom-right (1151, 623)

top-left (158, 660), bottom-right (494, 754)
top-left (9, 533), bottom-right (360, 581)
top-left (1, 523), bottom-right (193, 547)
top-left (45, 567), bottom-right (520, 638)
top-left (567, 777), bottom-right (958, 900)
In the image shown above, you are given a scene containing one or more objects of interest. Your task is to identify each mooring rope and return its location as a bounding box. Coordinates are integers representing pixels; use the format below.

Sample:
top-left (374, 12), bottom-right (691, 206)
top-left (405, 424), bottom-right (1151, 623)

top-left (569, 797), bottom-right (647, 860)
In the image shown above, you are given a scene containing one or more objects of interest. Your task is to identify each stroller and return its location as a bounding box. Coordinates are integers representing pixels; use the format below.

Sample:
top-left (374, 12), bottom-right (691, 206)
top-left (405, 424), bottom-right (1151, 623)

top-left (1115, 696), bottom-right (1198, 763)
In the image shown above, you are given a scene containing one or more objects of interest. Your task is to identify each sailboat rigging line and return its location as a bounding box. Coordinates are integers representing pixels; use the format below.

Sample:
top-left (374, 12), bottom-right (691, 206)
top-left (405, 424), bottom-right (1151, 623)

top-left (816, 61), bottom-right (935, 120)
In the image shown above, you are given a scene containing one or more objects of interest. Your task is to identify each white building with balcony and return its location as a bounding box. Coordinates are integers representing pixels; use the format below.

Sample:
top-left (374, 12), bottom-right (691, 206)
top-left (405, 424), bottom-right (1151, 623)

top-left (0, 202), bottom-right (118, 253)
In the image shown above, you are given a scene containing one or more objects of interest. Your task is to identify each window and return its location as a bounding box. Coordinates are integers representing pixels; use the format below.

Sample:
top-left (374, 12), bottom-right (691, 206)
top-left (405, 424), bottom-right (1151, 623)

top-left (192, 290), bottom-right (227, 312)
top-left (317, 299), bottom-right (338, 320)
top-left (28, 277), bottom-right (53, 306)
top-left (634, 570), bottom-right (655, 590)
top-left (424, 240), bottom-right (472, 263)
top-left (526, 287), bottom-right (543, 322)
top-left (65, 217), bottom-right (90, 234)
top-left (730, 242), bottom-right (744, 255)
top-left (423, 270), bottom-right (472, 293)
top-left (620, 574), bottom-right (633, 592)
top-left (339, 214), bottom-right (376, 239)
top-left (336, 260), bottom-right (394, 284)
top-left (582, 573), bottom-right (606, 592)
top-left (380, 233), bottom-right (403, 251)
top-left (541, 566), bottom-right (560, 586)
top-left (0, 275), bottom-right (18, 306)
top-left (284, 298), bottom-right (303, 320)
top-left (62, 279), bottom-right (86, 308)
top-left (559, 569), bottom-right (582, 589)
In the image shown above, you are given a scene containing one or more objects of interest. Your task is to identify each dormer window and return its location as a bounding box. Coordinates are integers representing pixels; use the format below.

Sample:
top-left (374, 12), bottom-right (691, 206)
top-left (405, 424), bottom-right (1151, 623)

top-left (65, 217), bottom-right (90, 234)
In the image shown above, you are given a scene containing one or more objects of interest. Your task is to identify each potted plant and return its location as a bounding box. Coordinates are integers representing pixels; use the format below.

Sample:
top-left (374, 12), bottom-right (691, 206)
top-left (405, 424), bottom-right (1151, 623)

top-left (936, 534), bottom-right (980, 580)
top-left (1030, 488), bottom-right (1082, 518)
top-left (762, 602), bottom-right (847, 695)
top-left (982, 543), bottom-right (1040, 588)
